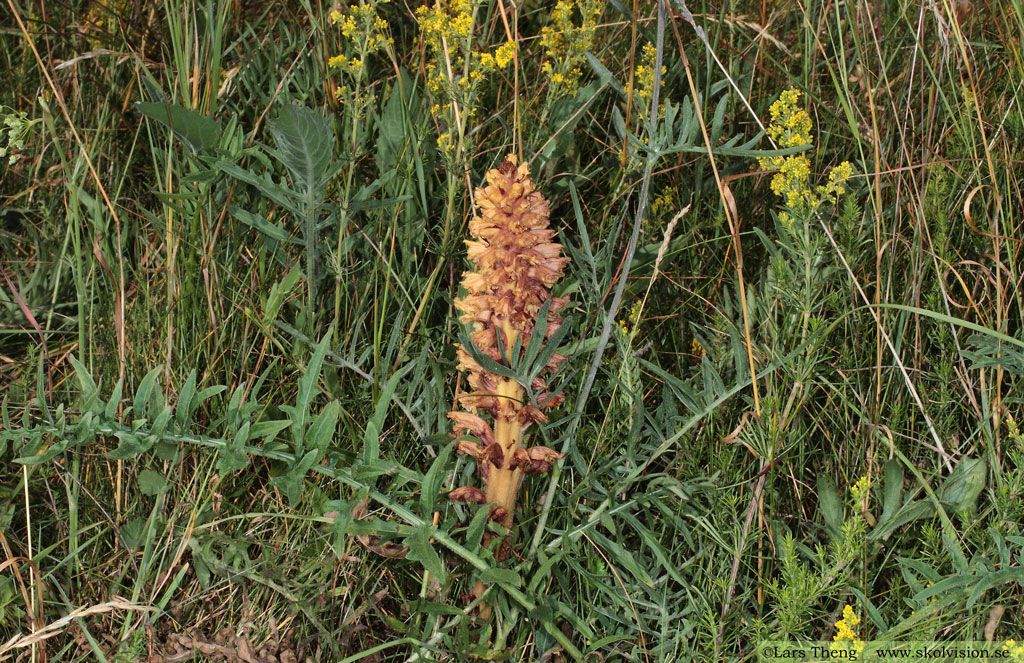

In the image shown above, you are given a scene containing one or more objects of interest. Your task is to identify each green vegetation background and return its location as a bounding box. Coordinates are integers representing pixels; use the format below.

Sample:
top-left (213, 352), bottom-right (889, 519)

top-left (2, 0), bottom-right (1024, 659)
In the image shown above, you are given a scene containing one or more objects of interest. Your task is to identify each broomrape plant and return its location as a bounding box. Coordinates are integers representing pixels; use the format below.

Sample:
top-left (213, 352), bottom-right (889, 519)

top-left (446, 154), bottom-right (569, 555)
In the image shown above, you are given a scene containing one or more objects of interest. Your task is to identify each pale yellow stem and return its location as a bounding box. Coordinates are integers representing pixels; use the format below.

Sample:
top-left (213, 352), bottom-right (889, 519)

top-left (486, 377), bottom-right (525, 529)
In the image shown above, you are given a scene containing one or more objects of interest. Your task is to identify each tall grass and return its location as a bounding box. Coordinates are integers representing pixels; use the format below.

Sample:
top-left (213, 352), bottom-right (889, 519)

top-left (2, 0), bottom-right (1024, 660)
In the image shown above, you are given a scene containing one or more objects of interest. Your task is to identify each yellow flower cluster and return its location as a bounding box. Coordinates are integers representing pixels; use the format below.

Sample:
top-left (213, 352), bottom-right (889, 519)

top-left (417, 0), bottom-right (474, 111)
top-left (417, 0), bottom-right (517, 158)
top-left (630, 43), bottom-right (666, 104)
top-left (417, 0), bottom-right (473, 46)
top-left (328, 54), bottom-right (364, 78)
top-left (850, 475), bottom-right (871, 505)
top-left (479, 40), bottom-right (517, 73)
top-left (831, 604), bottom-right (865, 656)
top-left (437, 131), bottom-right (455, 156)
top-left (540, 0), bottom-right (601, 96)
top-left (757, 88), bottom-right (853, 228)
top-left (327, 0), bottom-right (392, 87)
top-left (1004, 640), bottom-right (1024, 662)
top-left (617, 300), bottom-right (643, 337)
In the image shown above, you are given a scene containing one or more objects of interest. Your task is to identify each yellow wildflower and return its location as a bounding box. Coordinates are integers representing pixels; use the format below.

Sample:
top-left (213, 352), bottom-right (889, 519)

top-left (757, 88), bottom-right (854, 228)
top-left (850, 475), bottom-right (871, 505)
top-left (494, 40), bottom-right (516, 68)
top-left (327, 0), bottom-right (391, 84)
top-left (541, 0), bottom-right (601, 96)
top-left (831, 604), bottom-right (865, 657)
top-left (1004, 639), bottom-right (1024, 662)
top-left (630, 43), bottom-right (666, 104)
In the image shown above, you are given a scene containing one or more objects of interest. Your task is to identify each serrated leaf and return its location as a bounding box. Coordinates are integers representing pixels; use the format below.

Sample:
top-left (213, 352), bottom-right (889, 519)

top-left (267, 103), bottom-right (334, 197)
top-left (403, 525), bottom-right (445, 582)
top-left (138, 469), bottom-right (168, 496)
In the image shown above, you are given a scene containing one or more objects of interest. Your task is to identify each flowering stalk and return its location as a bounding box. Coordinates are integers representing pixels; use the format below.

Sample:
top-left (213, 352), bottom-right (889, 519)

top-left (447, 154), bottom-right (569, 553)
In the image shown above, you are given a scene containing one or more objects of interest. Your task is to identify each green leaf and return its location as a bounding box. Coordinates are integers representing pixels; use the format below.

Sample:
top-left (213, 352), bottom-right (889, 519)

top-left (347, 195), bottom-right (413, 215)
top-left (369, 362), bottom-right (414, 434)
top-left (871, 500), bottom-right (935, 541)
top-left (108, 432), bottom-right (153, 459)
top-left (375, 68), bottom-right (417, 175)
top-left (250, 419), bottom-right (291, 443)
top-left (133, 367), bottom-right (163, 420)
top-left (263, 266), bottom-right (303, 327)
top-left (267, 102), bottom-right (334, 197)
top-left (217, 421), bottom-right (251, 475)
top-left (121, 517), bottom-right (149, 550)
top-left (175, 370), bottom-right (197, 428)
top-left (478, 566), bottom-right (521, 587)
top-left (458, 329), bottom-right (519, 380)
top-left (966, 568), bottom-right (1024, 607)
top-left (463, 503), bottom-right (493, 551)
top-left (419, 444), bottom-right (453, 516)
top-left (215, 161), bottom-right (301, 212)
top-left (403, 525), bottom-right (445, 582)
top-left (879, 459), bottom-right (903, 527)
top-left (325, 496), bottom-right (359, 556)
top-left (584, 51), bottom-right (622, 94)
top-left (136, 101), bottom-right (221, 155)
top-left (307, 401), bottom-right (340, 455)
top-left (939, 456), bottom-right (986, 514)
top-left (69, 355), bottom-right (99, 405)
top-left (268, 449), bottom-right (321, 507)
top-left (15, 438), bottom-right (69, 465)
top-left (229, 206), bottom-right (293, 243)
top-left (817, 474), bottom-right (843, 541)
top-left (284, 328), bottom-right (333, 451)
top-left (138, 470), bottom-right (168, 496)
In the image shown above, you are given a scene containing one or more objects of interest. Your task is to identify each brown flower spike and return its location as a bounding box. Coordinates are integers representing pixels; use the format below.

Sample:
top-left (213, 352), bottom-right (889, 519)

top-left (447, 154), bottom-right (568, 539)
